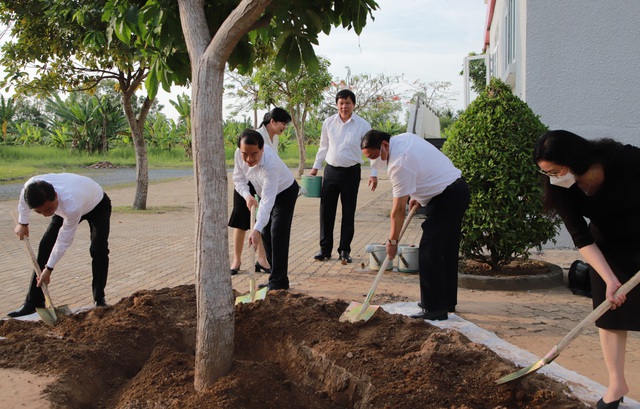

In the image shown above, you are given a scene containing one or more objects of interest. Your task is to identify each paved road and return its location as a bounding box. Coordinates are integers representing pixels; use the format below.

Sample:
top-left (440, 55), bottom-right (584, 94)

top-left (0, 168), bottom-right (194, 201)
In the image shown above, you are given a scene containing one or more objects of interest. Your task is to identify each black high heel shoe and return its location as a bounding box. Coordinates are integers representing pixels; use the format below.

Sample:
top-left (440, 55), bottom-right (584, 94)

top-left (597, 396), bottom-right (623, 409)
top-left (255, 262), bottom-right (271, 274)
top-left (230, 265), bottom-right (240, 276)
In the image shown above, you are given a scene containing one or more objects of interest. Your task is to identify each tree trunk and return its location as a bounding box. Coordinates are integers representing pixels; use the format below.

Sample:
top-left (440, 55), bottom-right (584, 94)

top-left (101, 114), bottom-right (108, 153)
top-left (295, 122), bottom-right (306, 177)
top-left (192, 62), bottom-right (235, 391)
top-left (122, 96), bottom-right (149, 210)
top-left (290, 106), bottom-right (306, 177)
top-left (179, 0), bottom-right (272, 391)
top-left (253, 93), bottom-right (258, 128)
top-left (121, 87), bottom-right (153, 210)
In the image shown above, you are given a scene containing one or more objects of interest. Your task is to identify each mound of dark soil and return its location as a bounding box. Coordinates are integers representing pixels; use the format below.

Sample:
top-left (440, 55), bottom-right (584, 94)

top-left (0, 285), bottom-right (584, 408)
top-left (460, 259), bottom-right (552, 276)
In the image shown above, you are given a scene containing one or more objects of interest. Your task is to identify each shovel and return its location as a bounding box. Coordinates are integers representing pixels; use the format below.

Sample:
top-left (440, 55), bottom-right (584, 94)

top-left (235, 204), bottom-right (268, 305)
top-left (496, 269), bottom-right (640, 384)
top-left (11, 212), bottom-right (72, 326)
top-left (340, 204), bottom-right (420, 322)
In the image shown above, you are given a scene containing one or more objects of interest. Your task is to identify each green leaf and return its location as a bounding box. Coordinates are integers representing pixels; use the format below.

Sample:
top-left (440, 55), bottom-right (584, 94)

top-left (274, 35), bottom-right (293, 71)
top-left (298, 38), bottom-right (319, 73)
top-left (145, 66), bottom-right (159, 100)
top-left (285, 37), bottom-right (302, 74)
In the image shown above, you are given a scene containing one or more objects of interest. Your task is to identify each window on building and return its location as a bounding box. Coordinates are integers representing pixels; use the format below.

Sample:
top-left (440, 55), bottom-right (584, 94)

top-left (504, 0), bottom-right (516, 70)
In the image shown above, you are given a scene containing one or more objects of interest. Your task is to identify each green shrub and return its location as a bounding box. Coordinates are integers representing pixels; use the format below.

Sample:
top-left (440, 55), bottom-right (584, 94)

top-left (442, 78), bottom-right (560, 269)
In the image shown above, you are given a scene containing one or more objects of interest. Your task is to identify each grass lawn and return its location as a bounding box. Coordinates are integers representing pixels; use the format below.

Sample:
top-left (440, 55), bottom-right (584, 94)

top-left (0, 144), bottom-right (320, 183)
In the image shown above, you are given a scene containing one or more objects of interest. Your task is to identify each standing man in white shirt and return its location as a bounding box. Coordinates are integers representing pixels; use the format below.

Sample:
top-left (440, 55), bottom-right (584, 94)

top-left (8, 173), bottom-right (112, 317)
top-left (309, 89), bottom-right (377, 263)
top-left (233, 129), bottom-right (299, 290)
top-left (361, 131), bottom-right (470, 321)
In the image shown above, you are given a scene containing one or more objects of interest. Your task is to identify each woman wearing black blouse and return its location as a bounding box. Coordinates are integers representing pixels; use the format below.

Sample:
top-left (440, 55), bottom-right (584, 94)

top-left (534, 130), bottom-right (640, 409)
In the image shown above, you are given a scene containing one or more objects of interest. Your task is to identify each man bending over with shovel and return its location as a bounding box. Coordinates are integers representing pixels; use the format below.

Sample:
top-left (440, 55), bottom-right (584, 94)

top-left (361, 131), bottom-right (470, 321)
top-left (233, 129), bottom-right (298, 291)
top-left (8, 173), bottom-right (112, 317)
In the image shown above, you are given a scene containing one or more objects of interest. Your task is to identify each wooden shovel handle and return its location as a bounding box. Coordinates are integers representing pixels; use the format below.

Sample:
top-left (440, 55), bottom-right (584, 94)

top-left (11, 212), bottom-right (56, 308)
top-left (247, 204), bottom-right (257, 297)
top-left (360, 203), bottom-right (420, 308)
top-left (554, 269), bottom-right (640, 355)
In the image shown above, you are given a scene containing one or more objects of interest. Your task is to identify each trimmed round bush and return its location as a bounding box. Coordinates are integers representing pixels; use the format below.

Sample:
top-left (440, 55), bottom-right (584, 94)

top-left (442, 78), bottom-right (560, 269)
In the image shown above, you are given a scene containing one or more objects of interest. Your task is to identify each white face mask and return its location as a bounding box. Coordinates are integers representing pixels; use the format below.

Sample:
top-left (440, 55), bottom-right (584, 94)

top-left (370, 156), bottom-right (387, 171)
top-left (549, 171), bottom-right (576, 188)
top-left (370, 144), bottom-right (388, 171)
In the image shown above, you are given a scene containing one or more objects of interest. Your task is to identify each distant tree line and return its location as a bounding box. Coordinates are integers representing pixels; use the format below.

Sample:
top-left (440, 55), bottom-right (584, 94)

top-left (1, 69), bottom-right (461, 164)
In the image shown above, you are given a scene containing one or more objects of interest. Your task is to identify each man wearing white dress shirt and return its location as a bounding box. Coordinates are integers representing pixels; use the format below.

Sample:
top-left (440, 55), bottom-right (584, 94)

top-left (8, 173), bottom-right (112, 317)
top-left (309, 89), bottom-right (377, 263)
top-left (233, 129), bottom-right (299, 290)
top-left (361, 131), bottom-right (470, 321)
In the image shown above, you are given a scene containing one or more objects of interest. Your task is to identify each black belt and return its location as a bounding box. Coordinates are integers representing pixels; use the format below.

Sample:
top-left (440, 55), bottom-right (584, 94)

top-left (326, 163), bottom-right (360, 170)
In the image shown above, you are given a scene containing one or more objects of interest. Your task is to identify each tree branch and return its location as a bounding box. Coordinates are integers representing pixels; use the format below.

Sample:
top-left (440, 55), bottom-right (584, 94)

top-left (205, 0), bottom-right (273, 70)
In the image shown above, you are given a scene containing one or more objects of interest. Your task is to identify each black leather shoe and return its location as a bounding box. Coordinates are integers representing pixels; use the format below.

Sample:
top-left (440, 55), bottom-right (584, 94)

top-left (255, 262), bottom-right (271, 274)
top-left (410, 309), bottom-right (448, 321)
top-left (7, 302), bottom-right (43, 318)
top-left (313, 251), bottom-right (331, 261)
top-left (418, 302), bottom-right (455, 313)
top-left (258, 281), bottom-right (290, 291)
top-left (94, 298), bottom-right (107, 307)
top-left (339, 251), bottom-right (352, 263)
top-left (597, 397), bottom-right (623, 409)
top-left (230, 267), bottom-right (239, 276)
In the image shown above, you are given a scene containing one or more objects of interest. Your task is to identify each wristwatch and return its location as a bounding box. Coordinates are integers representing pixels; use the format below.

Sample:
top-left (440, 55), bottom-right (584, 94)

top-left (387, 239), bottom-right (398, 245)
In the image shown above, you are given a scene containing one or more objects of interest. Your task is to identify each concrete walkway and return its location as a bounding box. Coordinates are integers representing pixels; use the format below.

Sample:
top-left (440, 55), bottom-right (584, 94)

top-left (1, 170), bottom-right (638, 403)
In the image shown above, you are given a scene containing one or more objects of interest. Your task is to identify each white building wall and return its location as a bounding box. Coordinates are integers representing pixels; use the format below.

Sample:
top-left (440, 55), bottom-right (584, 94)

top-left (486, 0), bottom-right (640, 248)
top-left (525, 0), bottom-right (640, 147)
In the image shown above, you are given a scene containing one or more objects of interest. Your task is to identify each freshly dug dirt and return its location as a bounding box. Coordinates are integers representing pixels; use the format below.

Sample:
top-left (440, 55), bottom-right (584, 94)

top-left (0, 285), bottom-right (585, 408)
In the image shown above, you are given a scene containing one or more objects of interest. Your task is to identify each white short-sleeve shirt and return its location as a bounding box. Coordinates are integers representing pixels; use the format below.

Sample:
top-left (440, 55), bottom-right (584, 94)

top-left (387, 133), bottom-right (461, 205)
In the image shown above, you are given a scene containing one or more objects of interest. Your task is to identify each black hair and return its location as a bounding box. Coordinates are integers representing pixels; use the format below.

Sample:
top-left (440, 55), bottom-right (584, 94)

top-left (534, 130), bottom-right (621, 211)
top-left (361, 130), bottom-right (391, 150)
top-left (24, 180), bottom-right (56, 209)
top-left (260, 107), bottom-right (292, 128)
top-left (336, 89), bottom-right (356, 104)
top-left (237, 129), bottom-right (264, 149)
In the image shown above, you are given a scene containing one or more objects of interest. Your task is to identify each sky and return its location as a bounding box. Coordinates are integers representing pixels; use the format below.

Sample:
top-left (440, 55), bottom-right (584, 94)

top-left (1, 1), bottom-right (488, 121)
top-left (157, 0), bottom-right (488, 120)
top-left (313, 0), bottom-right (487, 108)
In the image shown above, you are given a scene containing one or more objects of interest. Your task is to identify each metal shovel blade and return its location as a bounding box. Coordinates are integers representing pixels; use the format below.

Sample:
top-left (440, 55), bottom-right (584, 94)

top-left (339, 301), bottom-right (380, 323)
top-left (495, 350), bottom-right (558, 384)
top-left (34, 303), bottom-right (71, 327)
top-left (57, 304), bottom-right (73, 315)
top-left (35, 297), bottom-right (72, 326)
top-left (35, 307), bottom-right (58, 327)
top-left (235, 282), bottom-right (268, 305)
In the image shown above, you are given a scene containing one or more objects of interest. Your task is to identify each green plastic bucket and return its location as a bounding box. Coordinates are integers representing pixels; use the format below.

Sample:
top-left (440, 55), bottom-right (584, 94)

top-left (301, 175), bottom-right (322, 198)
